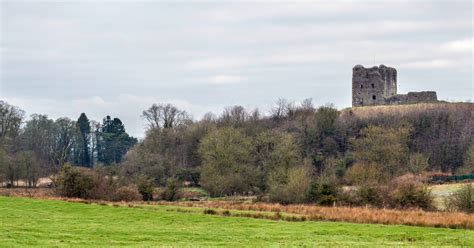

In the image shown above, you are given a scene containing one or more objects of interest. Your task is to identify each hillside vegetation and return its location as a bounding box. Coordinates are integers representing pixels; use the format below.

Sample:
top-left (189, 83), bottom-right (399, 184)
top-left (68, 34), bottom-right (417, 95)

top-left (1, 197), bottom-right (473, 247)
top-left (1, 101), bottom-right (473, 209)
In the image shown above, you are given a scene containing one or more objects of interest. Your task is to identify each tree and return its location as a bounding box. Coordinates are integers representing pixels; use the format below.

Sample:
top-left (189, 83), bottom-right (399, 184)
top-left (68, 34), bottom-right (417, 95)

top-left (0, 148), bottom-right (11, 187)
top-left (75, 113), bottom-right (91, 167)
top-left (0, 100), bottom-right (24, 140)
top-left (198, 127), bottom-right (259, 196)
top-left (17, 151), bottom-right (42, 187)
top-left (2, 151), bottom-right (21, 187)
top-left (51, 118), bottom-right (76, 169)
top-left (97, 116), bottom-right (137, 165)
top-left (220, 106), bottom-right (249, 127)
top-left (350, 124), bottom-right (411, 180)
top-left (267, 165), bottom-right (312, 204)
top-left (271, 98), bottom-right (288, 120)
top-left (254, 130), bottom-right (300, 188)
top-left (407, 153), bottom-right (429, 175)
top-left (142, 103), bottom-right (190, 130)
top-left (20, 114), bottom-right (55, 167)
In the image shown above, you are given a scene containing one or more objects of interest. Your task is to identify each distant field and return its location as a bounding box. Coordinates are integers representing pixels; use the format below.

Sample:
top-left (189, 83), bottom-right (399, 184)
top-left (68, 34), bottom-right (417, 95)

top-left (429, 182), bottom-right (473, 209)
top-left (1, 197), bottom-right (473, 247)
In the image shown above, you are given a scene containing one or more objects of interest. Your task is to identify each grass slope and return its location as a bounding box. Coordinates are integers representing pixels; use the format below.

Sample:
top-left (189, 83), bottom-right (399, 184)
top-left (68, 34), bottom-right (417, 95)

top-left (1, 197), bottom-right (473, 247)
top-left (430, 183), bottom-right (472, 209)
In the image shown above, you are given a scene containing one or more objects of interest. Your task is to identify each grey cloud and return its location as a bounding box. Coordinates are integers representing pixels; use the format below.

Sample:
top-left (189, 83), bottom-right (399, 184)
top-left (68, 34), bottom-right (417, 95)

top-left (1, 0), bottom-right (472, 138)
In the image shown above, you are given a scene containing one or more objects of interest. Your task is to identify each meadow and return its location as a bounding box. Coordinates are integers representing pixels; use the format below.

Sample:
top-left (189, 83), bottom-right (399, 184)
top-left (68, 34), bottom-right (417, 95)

top-left (1, 197), bottom-right (473, 247)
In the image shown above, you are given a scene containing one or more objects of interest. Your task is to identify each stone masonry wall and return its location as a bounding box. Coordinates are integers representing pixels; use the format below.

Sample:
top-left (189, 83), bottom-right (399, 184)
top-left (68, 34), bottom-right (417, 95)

top-left (352, 65), bottom-right (437, 107)
top-left (352, 65), bottom-right (397, 107)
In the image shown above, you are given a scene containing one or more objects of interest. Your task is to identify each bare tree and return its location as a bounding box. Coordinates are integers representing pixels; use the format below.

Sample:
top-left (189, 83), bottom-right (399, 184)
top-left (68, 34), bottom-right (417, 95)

top-left (271, 98), bottom-right (288, 120)
top-left (221, 105), bottom-right (248, 126)
top-left (0, 100), bottom-right (24, 139)
top-left (300, 98), bottom-right (315, 112)
top-left (51, 118), bottom-right (76, 169)
top-left (142, 103), bottom-right (190, 130)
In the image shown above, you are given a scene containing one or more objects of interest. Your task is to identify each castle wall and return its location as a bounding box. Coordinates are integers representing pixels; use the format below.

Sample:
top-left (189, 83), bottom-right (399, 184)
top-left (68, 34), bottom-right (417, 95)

top-left (352, 65), bottom-right (437, 107)
top-left (352, 65), bottom-right (397, 107)
top-left (386, 92), bottom-right (438, 105)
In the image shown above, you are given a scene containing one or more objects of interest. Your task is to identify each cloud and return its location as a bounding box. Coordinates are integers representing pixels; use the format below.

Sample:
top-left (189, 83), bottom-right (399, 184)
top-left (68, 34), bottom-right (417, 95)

top-left (399, 59), bottom-right (456, 69)
top-left (1, 0), bottom-right (472, 129)
top-left (441, 38), bottom-right (473, 53)
top-left (208, 75), bottom-right (243, 85)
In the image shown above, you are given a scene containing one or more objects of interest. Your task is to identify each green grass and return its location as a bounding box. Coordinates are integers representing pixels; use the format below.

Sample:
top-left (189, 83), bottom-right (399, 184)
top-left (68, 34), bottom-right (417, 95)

top-left (1, 197), bottom-right (473, 247)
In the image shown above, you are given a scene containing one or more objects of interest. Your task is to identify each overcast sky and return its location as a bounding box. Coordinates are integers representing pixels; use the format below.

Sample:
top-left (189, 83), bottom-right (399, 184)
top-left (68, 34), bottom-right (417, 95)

top-left (1, 0), bottom-right (472, 137)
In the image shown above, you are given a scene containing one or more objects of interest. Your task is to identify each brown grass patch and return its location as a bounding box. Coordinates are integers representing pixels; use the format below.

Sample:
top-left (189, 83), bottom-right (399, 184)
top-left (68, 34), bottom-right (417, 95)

top-left (2, 188), bottom-right (472, 229)
top-left (155, 201), bottom-right (474, 229)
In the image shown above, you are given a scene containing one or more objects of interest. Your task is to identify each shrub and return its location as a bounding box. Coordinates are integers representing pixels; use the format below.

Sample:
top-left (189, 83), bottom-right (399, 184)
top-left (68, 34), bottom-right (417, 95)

top-left (114, 185), bottom-right (141, 202)
top-left (345, 163), bottom-right (382, 186)
top-left (388, 174), bottom-right (434, 210)
top-left (136, 176), bottom-right (155, 201)
top-left (55, 164), bottom-right (95, 199)
top-left (407, 153), bottom-right (429, 175)
top-left (181, 188), bottom-right (208, 200)
top-left (267, 166), bottom-right (312, 204)
top-left (54, 165), bottom-right (117, 200)
top-left (355, 185), bottom-right (383, 207)
top-left (444, 184), bottom-right (474, 213)
top-left (161, 178), bottom-right (181, 201)
top-left (203, 209), bottom-right (216, 215)
top-left (306, 181), bottom-right (339, 206)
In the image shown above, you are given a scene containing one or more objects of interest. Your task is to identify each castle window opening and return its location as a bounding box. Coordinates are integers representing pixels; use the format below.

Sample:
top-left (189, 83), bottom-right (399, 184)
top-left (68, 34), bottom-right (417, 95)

top-left (360, 85), bottom-right (363, 88)
top-left (371, 83), bottom-right (375, 88)
top-left (372, 95), bottom-right (376, 100)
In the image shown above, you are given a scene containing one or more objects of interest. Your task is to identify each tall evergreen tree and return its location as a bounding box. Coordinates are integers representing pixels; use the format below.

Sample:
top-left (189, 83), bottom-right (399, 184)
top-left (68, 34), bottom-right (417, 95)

top-left (76, 113), bottom-right (91, 167)
top-left (97, 116), bottom-right (137, 165)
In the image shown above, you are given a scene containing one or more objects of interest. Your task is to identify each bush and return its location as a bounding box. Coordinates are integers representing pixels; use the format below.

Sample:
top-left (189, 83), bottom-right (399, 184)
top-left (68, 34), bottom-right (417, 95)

top-left (444, 184), bottom-right (474, 213)
top-left (388, 174), bottom-right (434, 210)
top-left (267, 166), bottom-right (312, 204)
top-left (203, 209), bottom-right (216, 215)
top-left (136, 176), bottom-right (155, 201)
top-left (355, 185), bottom-right (383, 207)
top-left (306, 181), bottom-right (339, 206)
top-left (55, 164), bottom-right (95, 199)
top-left (181, 188), bottom-right (208, 200)
top-left (345, 163), bottom-right (382, 186)
top-left (54, 164), bottom-right (117, 200)
top-left (161, 178), bottom-right (181, 201)
top-left (114, 185), bottom-right (141, 202)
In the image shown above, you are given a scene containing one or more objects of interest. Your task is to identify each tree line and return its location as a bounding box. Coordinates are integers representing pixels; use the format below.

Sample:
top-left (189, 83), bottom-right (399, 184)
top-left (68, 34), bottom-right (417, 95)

top-left (0, 100), bottom-right (136, 187)
top-left (0, 99), bottom-right (473, 209)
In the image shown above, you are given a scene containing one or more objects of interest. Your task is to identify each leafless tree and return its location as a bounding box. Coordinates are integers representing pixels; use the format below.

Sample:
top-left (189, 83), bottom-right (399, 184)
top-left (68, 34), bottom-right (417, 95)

top-left (142, 103), bottom-right (190, 130)
top-left (0, 100), bottom-right (24, 138)
top-left (271, 98), bottom-right (288, 120)
top-left (300, 98), bottom-right (315, 112)
top-left (221, 105), bottom-right (248, 126)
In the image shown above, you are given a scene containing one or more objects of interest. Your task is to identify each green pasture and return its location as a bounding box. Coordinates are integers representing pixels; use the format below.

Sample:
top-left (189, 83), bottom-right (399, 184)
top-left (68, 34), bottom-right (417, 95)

top-left (1, 197), bottom-right (473, 247)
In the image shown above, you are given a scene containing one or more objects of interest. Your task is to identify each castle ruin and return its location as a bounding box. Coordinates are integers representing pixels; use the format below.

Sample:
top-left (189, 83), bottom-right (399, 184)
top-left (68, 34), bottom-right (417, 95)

top-left (352, 64), bottom-right (438, 107)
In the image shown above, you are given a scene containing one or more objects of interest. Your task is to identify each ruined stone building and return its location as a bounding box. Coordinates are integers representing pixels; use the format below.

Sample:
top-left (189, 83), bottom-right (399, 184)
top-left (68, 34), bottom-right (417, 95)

top-left (352, 65), bottom-right (438, 107)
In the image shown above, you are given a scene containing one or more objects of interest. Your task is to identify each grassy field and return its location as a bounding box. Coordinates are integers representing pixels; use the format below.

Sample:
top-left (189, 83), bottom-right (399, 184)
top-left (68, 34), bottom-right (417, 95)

top-left (1, 197), bottom-right (473, 247)
top-left (429, 182), bottom-right (472, 209)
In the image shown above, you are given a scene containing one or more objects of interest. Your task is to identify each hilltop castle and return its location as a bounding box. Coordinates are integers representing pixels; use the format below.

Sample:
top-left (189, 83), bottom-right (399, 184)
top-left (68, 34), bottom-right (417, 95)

top-left (352, 65), bottom-right (438, 107)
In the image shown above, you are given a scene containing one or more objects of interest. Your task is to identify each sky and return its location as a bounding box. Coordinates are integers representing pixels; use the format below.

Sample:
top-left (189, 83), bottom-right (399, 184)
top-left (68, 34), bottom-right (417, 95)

top-left (1, 0), bottom-right (472, 138)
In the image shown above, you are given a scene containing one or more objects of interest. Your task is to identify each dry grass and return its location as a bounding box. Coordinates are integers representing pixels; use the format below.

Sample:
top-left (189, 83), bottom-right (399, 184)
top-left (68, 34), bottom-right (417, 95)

top-left (0, 187), bottom-right (55, 198)
top-left (2, 187), bottom-right (473, 229)
top-left (155, 201), bottom-right (474, 229)
top-left (340, 102), bottom-right (473, 120)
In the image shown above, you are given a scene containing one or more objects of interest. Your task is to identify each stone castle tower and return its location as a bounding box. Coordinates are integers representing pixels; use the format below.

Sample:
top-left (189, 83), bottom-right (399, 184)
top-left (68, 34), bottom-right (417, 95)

top-left (352, 64), bottom-right (437, 107)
